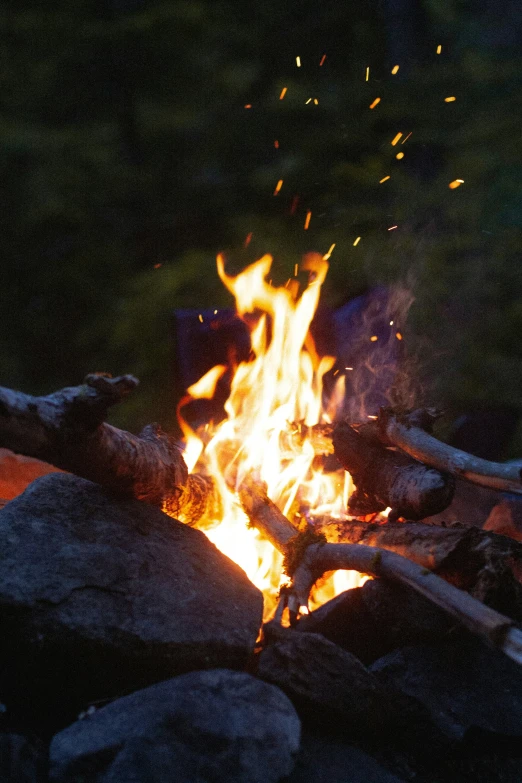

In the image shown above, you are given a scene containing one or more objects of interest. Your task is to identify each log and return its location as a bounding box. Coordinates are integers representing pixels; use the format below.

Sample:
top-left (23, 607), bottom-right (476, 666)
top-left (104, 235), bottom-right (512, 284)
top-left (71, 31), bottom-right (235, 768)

top-left (332, 421), bottom-right (455, 520)
top-left (237, 480), bottom-right (522, 665)
top-left (312, 517), bottom-right (522, 614)
top-left (0, 375), bottom-right (220, 525)
top-left (375, 408), bottom-right (522, 494)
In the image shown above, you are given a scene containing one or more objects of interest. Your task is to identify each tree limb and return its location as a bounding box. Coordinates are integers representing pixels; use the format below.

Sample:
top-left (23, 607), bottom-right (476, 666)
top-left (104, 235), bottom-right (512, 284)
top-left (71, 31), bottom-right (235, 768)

top-left (374, 408), bottom-right (522, 494)
top-left (0, 375), bottom-right (220, 524)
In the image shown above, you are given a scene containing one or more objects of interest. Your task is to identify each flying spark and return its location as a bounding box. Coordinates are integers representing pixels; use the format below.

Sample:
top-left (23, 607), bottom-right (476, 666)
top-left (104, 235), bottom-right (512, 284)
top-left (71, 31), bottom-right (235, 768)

top-left (198, 314), bottom-right (204, 323)
top-left (396, 152), bottom-right (405, 159)
top-left (388, 225), bottom-right (398, 230)
top-left (365, 66), bottom-right (370, 81)
top-left (274, 140), bottom-right (279, 149)
top-left (401, 132), bottom-right (412, 144)
top-left (353, 236), bottom-right (361, 246)
top-left (279, 87), bottom-right (287, 100)
top-left (244, 232), bottom-right (253, 247)
top-left (296, 56), bottom-right (301, 67)
top-left (396, 332), bottom-right (403, 340)
top-left (445, 96), bottom-right (456, 102)
top-left (449, 180), bottom-right (464, 189)
top-left (369, 97), bottom-right (381, 109)
top-left (370, 336), bottom-right (378, 342)
top-left (305, 98), bottom-right (312, 104)
top-left (379, 175), bottom-right (390, 183)
top-left (319, 54), bottom-right (327, 66)
top-left (294, 263), bottom-right (298, 276)
top-left (273, 179), bottom-right (284, 196)
top-left (323, 243), bottom-right (336, 260)
top-left (437, 44), bottom-right (442, 54)
top-left (304, 210), bottom-right (312, 230)
top-left (244, 104), bottom-right (252, 109)
top-left (391, 65), bottom-right (400, 74)
top-left (391, 133), bottom-right (403, 146)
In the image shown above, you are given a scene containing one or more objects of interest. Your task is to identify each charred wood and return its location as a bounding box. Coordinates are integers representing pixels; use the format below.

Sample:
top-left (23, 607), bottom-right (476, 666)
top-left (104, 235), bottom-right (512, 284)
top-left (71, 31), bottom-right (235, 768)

top-left (332, 421), bottom-right (455, 520)
top-left (0, 375), bottom-right (220, 524)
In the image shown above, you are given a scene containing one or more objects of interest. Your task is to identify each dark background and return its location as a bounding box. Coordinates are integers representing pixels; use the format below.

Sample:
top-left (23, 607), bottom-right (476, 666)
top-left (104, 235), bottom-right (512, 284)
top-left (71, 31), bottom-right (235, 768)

top-left (1, 0), bottom-right (522, 452)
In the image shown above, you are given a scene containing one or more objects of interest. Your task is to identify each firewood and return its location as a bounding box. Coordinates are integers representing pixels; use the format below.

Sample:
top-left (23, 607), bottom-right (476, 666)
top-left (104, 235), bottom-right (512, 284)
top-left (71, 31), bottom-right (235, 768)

top-left (332, 421), bottom-right (455, 520)
top-left (373, 408), bottom-right (522, 494)
top-left (237, 480), bottom-right (522, 665)
top-left (0, 375), bottom-right (220, 524)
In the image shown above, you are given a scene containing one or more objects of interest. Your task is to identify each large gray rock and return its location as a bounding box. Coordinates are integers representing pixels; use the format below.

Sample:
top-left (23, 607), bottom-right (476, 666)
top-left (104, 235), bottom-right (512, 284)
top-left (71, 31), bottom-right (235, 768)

top-left (49, 669), bottom-right (301, 783)
top-left (0, 473), bottom-right (263, 729)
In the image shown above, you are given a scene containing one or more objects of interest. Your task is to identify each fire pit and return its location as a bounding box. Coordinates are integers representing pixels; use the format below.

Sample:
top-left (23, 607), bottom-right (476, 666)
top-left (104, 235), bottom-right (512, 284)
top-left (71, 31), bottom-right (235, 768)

top-left (0, 253), bottom-right (522, 781)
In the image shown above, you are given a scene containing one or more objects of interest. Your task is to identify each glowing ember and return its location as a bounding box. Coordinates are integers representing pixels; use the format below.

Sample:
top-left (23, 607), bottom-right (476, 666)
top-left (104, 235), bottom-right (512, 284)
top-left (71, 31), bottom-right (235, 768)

top-left (176, 254), bottom-right (371, 618)
top-left (369, 97), bottom-right (381, 109)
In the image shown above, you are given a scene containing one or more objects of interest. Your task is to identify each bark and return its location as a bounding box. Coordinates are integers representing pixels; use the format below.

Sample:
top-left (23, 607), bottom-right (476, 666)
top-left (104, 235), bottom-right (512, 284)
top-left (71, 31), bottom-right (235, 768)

top-left (375, 409), bottom-right (522, 494)
top-left (0, 375), bottom-right (220, 524)
top-left (332, 421), bottom-right (455, 520)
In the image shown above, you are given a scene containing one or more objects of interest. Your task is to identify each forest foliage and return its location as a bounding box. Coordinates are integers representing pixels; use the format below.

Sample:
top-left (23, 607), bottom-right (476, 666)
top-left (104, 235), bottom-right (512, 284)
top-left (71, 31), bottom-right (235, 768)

top-left (1, 0), bottom-right (522, 450)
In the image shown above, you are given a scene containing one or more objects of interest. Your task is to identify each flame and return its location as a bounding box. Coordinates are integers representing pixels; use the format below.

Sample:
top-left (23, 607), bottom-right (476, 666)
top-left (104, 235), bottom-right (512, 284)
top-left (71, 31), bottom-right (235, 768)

top-left (177, 253), bottom-right (370, 619)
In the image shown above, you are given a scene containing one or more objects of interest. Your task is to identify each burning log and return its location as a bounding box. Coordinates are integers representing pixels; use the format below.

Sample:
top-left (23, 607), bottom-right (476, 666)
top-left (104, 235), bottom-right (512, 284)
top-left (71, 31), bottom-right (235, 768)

top-left (0, 374), bottom-right (220, 524)
top-left (373, 408), bottom-right (522, 495)
top-left (238, 480), bottom-right (522, 665)
top-left (332, 420), bottom-right (455, 520)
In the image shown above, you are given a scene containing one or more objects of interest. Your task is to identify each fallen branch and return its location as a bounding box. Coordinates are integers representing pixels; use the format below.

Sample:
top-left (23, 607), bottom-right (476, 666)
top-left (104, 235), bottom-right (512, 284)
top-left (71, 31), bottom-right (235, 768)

top-left (0, 375), bottom-right (219, 524)
top-left (374, 408), bottom-right (522, 494)
top-left (237, 480), bottom-right (522, 665)
top-left (332, 421), bottom-right (455, 520)
top-left (289, 542), bottom-right (522, 666)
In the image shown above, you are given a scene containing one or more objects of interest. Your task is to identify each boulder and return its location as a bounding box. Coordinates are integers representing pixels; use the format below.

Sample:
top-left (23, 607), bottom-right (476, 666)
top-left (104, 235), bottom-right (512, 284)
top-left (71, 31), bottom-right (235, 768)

top-left (0, 447), bottom-right (61, 501)
top-left (49, 669), bottom-right (301, 783)
top-left (297, 579), bottom-right (454, 665)
top-left (0, 473), bottom-right (263, 731)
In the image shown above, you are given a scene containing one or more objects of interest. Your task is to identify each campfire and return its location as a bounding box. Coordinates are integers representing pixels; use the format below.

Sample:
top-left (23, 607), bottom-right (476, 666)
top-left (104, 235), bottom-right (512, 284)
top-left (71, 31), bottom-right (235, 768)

top-left (176, 252), bottom-right (373, 618)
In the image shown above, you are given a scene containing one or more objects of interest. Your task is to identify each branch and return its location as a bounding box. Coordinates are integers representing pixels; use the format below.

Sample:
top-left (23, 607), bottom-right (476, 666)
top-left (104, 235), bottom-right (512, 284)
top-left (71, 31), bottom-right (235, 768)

top-left (0, 375), bottom-right (219, 524)
top-left (289, 543), bottom-right (522, 666)
top-left (375, 409), bottom-right (522, 494)
top-left (237, 480), bottom-right (522, 665)
top-left (332, 421), bottom-right (455, 520)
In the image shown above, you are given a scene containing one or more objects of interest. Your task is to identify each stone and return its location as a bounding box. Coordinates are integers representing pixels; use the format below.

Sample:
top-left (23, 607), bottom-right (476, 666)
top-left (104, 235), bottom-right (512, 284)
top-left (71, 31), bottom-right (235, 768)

top-left (297, 579), bottom-right (455, 665)
top-left (371, 638), bottom-right (522, 742)
top-left (0, 473), bottom-right (263, 731)
top-left (286, 728), bottom-right (407, 783)
top-left (258, 630), bottom-right (412, 736)
top-left (0, 733), bottom-right (47, 782)
top-left (0, 447), bottom-right (61, 501)
top-left (49, 669), bottom-right (301, 783)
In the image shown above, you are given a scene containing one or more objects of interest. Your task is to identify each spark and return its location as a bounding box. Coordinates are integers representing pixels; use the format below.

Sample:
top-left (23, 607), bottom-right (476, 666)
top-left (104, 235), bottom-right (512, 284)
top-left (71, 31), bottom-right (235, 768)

top-left (449, 180), bottom-right (464, 189)
top-left (368, 414), bottom-right (378, 419)
top-left (304, 210), bottom-right (312, 230)
top-left (437, 44), bottom-right (442, 54)
top-left (369, 97), bottom-right (381, 109)
top-left (153, 263), bottom-right (162, 269)
top-left (299, 605), bottom-right (309, 616)
top-left (445, 96), bottom-right (456, 102)
top-left (345, 367), bottom-right (353, 371)
top-left (396, 152), bottom-right (404, 159)
top-left (391, 132), bottom-right (403, 146)
top-left (198, 314), bottom-right (204, 323)
top-left (388, 225), bottom-right (398, 231)
top-left (279, 87), bottom-right (287, 100)
top-left (273, 179), bottom-right (284, 196)
top-left (370, 336), bottom-right (378, 342)
top-left (214, 309), bottom-right (218, 315)
top-left (323, 243), bottom-right (336, 260)
top-left (296, 56), bottom-right (301, 67)
top-left (391, 64), bottom-right (400, 74)
top-left (244, 104), bottom-right (252, 109)
top-left (305, 98), bottom-right (312, 104)
top-left (379, 175), bottom-right (390, 183)
top-left (389, 320), bottom-right (394, 325)
top-left (401, 132), bottom-right (412, 144)
top-left (274, 140), bottom-right (279, 149)
top-left (396, 332), bottom-right (403, 340)
top-left (294, 263), bottom-right (298, 276)
top-left (313, 98), bottom-right (319, 105)
top-left (353, 236), bottom-right (361, 246)
top-left (244, 232), bottom-right (253, 247)
top-left (365, 66), bottom-right (370, 81)
top-left (290, 195), bottom-right (300, 215)
top-left (319, 54), bottom-right (327, 66)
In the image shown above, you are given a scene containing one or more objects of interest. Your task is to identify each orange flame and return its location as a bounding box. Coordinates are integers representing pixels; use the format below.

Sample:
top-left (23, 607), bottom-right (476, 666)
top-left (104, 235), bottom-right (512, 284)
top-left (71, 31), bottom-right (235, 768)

top-left (177, 254), bottom-right (370, 618)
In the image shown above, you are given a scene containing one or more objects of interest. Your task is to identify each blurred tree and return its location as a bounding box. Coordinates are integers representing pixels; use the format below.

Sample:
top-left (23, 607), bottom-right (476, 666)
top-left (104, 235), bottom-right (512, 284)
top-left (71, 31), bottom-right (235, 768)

top-left (0, 0), bottom-right (521, 451)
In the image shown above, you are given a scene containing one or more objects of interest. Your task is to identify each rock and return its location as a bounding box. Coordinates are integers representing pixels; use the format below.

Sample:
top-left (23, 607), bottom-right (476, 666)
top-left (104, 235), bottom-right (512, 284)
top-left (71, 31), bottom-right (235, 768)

top-left (0, 733), bottom-right (47, 782)
top-left (286, 728), bottom-right (407, 783)
top-left (0, 447), bottom-right (61, 501)
top-left (257, 629), bottom-right (420, 737)
top-left (0, 473), bottom-right (263, 732)
top-left (484, 495), bottom-right (522, 542)
top-left (49, 669), bottom-right (301, 783)
top-left (371, 638), bottom-right (522, 742)
top-left (296, 579), bottom-right (455, 665)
